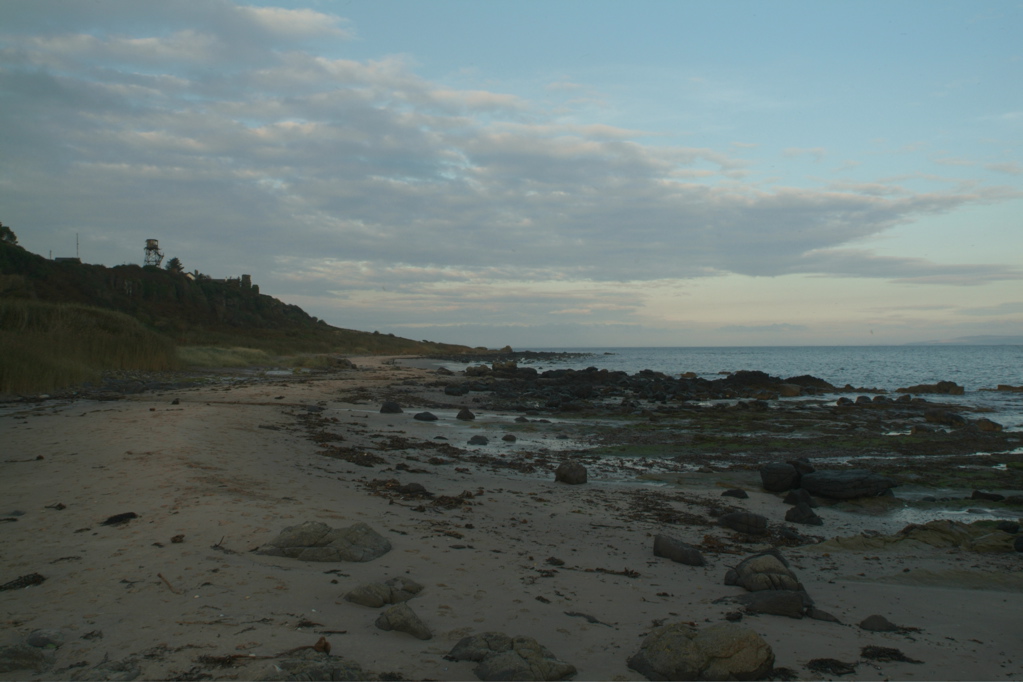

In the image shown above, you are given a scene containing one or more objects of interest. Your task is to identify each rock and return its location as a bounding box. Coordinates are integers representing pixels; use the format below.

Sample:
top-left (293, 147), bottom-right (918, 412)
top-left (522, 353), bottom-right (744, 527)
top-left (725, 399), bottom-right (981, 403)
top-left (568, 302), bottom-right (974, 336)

top-left (1015, 536), bottom-right (1023, 553)
top-left (971, 490), bottom-right (1005, 502)
top-left (721, 489), bottom-right (749, 499)
top-left (447, 632), bottom-right (576, 681)
top-left (760, 462), bottom-right (800, 492)
top-left (256, 648), bottom-right (366, 681)
top-left (800, 469), bottom-right (899, 499)
top-left (807, 607), bottom-right (841, 623)
top-left (736, 589), bottom-right (810, 619)
top-left (653, 534), bottom-right (707, 566)
top-left (502, 434), bottom-right (517, 442)
top-left (375, 602), bottom-right (432, 640)
top-left (457, 408), bottom-right (476, 421)
top-left (554, 461), bottom-right (587, 485)
top-left (724, 551), bottom-right (801, 592)
top-left (785, 502), bottom-right (823, 526)
top-left (924, 409), bottom-right (968, 427)
top-left (973, 418), bottom-right (1003, 432)
top-left (0, 644), bottom-right (50, 674)
top-left (468, 435), bottom-right (489, 446)
top-left (719, 511), bottom-right (768, 535)
top-left (859, 614), bottom-right (900, 632)
top-left (445, 385), bottom-right (469, 396)
top-left (343, 577), bottom-right (424, 608)
top-left (627, 622), bottom-right (774, 681)
top-left (782, 488), bottom-right (816, 507)
top-left (788, 458), bottom-right (815, 475)
top-left (257, 521), bottom-right (392, 562)
top-left (995, 521), bottom-right (1020, 535)
top-left (379, 401), bottom-right (403, 414)
top-left (26, 629), bottom-right (64, 649)
top-left (413, 412), bottom-right (438, 421)
top-left (777, 383), bottom-right (802, 397)
top-left (897, 381), bottom-right (965, 395)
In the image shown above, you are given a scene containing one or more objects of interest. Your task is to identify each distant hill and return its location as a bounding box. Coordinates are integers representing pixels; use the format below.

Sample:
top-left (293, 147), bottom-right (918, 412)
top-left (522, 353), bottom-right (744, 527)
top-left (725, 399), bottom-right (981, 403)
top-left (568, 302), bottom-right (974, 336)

top-left (905, 335), bottom-right (1023, 346)
top-left (0, 240), bottom-right (476, 356)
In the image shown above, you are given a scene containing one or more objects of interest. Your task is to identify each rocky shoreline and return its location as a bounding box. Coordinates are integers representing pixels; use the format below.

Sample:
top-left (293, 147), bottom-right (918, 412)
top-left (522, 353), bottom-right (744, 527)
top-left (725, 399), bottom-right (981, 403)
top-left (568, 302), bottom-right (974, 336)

top-left (1, 356), bottom-right (1021, 680)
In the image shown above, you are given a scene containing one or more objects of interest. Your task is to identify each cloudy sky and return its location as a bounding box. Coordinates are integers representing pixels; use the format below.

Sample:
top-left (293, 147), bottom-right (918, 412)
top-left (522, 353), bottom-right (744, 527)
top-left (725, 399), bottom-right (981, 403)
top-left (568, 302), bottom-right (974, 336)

top-left (1, 0), bottom-right (1021, 347)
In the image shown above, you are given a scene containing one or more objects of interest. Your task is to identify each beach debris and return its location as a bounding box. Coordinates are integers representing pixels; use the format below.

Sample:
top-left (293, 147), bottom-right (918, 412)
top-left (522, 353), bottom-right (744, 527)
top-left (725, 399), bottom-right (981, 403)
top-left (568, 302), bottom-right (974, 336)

top-left (0, 644), bottom-right (52, 674)
top-left (413, 411), bottom-right (438, 421)
top-left (342, 577), bottom-right (424, 608)
top-left (554, 461), bottom-right (587, 485)
top-left (628, 622), bottom-right (774, 681)
top-left (170, 534), bottom-right (184, 544)
top-left (374, 602), bottom-right (432, 640)
top-left (760, 462), bottom-right (800, 492)
top-left (653, 534), bottom-right (707, 566)
top-left (720, 489), bottom-right (748, 499)
top-left (446, 632), bottom-right (577, 681)
top-left (256, 521), bottom-right (392, 562)
top-left (44, 502), bottom-right (66, 510)
top-left (100, 512), bottom-right (138, 526)
top-left (457, 408), bottom-right (476, 420)
top-left (157, 573), bottom-right (181, 594)
top-left (784, 502), bottom-right (823, 526)
top-left (718, 511), bottom-right (768, 535)
top-left (860, 645), bottom-right (923, 664)
top-left (806, 658), bottom-right (857, 676)
top-left (564, 611), bottom-right (615, 628)
top-left (725, 551), bottom-right (802, 592)
top-left (799, 469), bottom-right (899, 499)
top-left (379, 401), bottom-right (403, 414)
top-left (0, 573), bottom-right (46, 591)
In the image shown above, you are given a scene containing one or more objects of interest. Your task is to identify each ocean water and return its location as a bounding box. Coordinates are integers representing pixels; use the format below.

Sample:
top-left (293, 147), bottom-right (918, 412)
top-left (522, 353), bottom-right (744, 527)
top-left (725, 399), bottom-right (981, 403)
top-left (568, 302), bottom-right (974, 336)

top-left (513, 345), bottom-right (1023, 431)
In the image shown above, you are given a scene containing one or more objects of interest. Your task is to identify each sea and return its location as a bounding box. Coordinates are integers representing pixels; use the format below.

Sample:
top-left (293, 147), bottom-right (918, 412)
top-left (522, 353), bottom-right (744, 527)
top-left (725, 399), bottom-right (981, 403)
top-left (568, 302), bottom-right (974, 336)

top-left (457, 345), bottom-right (1023, 431)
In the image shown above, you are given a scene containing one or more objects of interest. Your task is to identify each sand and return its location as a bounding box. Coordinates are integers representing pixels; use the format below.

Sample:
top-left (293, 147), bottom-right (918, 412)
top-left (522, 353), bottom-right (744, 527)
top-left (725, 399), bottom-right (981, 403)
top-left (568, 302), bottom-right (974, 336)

top-left (1, 356), bottom-right (1021, 681)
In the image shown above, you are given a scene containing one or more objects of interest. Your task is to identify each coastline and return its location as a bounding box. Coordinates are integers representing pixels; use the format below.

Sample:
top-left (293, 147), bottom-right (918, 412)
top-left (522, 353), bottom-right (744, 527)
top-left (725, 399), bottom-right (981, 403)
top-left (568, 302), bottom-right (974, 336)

top-left (2, 356), bottom-right (1021, 681)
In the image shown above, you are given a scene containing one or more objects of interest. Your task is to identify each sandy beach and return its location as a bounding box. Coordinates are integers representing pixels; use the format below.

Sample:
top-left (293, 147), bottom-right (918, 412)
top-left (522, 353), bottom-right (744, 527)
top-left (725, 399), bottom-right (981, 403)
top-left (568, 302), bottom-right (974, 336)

top-left (2, 357), bottom-right (1021, 681)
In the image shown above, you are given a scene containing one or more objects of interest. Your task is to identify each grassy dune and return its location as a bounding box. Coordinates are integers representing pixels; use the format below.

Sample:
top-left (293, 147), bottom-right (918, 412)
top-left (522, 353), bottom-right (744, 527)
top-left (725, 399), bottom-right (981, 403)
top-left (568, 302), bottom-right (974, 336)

top-left (0, 300), bottom-right (179, 393)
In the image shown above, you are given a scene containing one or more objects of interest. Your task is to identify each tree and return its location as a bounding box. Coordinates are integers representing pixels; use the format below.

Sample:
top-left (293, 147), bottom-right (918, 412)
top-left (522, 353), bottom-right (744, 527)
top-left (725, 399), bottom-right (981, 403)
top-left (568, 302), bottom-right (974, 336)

top-left (165, 257), bottom-right (184, 273)
top-left (0, 222), bottom-right (17, 245)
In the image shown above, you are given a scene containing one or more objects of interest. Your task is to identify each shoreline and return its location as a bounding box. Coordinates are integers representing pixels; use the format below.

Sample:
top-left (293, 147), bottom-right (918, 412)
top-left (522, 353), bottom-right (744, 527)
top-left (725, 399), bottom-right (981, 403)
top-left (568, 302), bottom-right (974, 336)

top-left (2, 357), bottom-right (1022, 680)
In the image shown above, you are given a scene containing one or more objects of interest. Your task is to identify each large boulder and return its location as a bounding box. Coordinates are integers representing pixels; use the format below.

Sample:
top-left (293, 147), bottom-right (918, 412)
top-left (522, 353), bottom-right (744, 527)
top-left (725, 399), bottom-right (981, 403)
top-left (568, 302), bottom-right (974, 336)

top-left (257, 521), bottom-right (391, 562)
top-left (800, 469), bottom-right (899, 499)
top-left (447, 632), bottom-right (576, 681)
top-left (725, 551), bottom-right (801, 592)
top-left (627, 622), bottom-right (774, 681)
top-left (760, 463), bottom-right (800, 492)
top-left (653, 534), bottom-right (706, 566)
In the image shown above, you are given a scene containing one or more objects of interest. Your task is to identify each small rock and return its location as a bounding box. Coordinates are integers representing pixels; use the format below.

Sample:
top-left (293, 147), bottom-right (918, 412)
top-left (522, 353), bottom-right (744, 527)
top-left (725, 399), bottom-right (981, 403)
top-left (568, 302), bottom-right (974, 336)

top-left (859, 614), bottom-right (900, 632)
top-left (760, 462), bottom-right (800, 492)
top-left (719, 511), bottom-right (768, 535)
top-left (554, 461), bottom-right (587, 485)
top-left (457, 408), bottom-right (476, 421)
top-left (446, 632), bottom-right (576, 681)
top-left (502, 434), bottom-right (517, 442)
top-left (26, 629), bottom-right (64, 649)
top-left (724, 551), bottom-right (801, 592)
top-left (784, 502), bottom-right (823, 526)
top-left (653, 534), bottom-right (706, 566)
top-left (379, 401), bottom-right (403, 414)
top-left (720, 489), bottom-right (748, 499)
top-left (257, 521), bottom-right (392, 562)
top-left (375, 602), bottom-right (432, 640)
top-left (782, 488), bottom-right (816, 507)
top-left (468, 435), bottom-right (489, 446)
top-left (971, 490), bottom-right (1005, 502)
top-left (413, 412), bottom-right (438, 421)
top-left (343, 577), bottom-right (424, 608)
top-left (736, 590), bottom-right (810, 619)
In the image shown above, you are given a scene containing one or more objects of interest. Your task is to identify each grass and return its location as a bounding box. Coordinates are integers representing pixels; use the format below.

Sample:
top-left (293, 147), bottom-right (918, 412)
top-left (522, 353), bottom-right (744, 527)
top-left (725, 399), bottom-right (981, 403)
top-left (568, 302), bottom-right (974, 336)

top-left (0, 300), bottom-right (179, 393)
top-left (176, 346), bottom-right (274, 368)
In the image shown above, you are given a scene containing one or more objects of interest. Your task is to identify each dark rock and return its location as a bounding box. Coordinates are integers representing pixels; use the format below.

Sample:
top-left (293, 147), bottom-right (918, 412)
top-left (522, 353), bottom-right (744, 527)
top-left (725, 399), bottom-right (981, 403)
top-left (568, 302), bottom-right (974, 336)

top-left (782, 488), bottom-right (816, 507)
top-left (721, 489), bottom-right (749, 499)
top-left (924, 409), bottom-right (967, 427)
top-left (800, 469), bottom-right (899, 499)
top-left (0, 644), bottom-right (50, 674)
top-left (0, 573), bottom-right (46, 591)
top-left (502, 434), bottom-right (517, 442)
top-left (724, 551), bottom-right (801, 592)
top-left (897, 381), bottom-right (964, 395)
top-left (447, 632), bottom-right (576, 681)
top-left (379, 401), bottom-right (403, 414)
top-left (719, 511), bottom-right (768, 535)
top-left (807, 607), bottom-right (841, 623)
top-left (375, 602), bottom-right (432, 640)
top-left (653, 534), bottom-right (707, 566)
top-left (760, 462), bottom-right (800, 492)
top-left (26, 629), bottom-right (64, 649)
top-left (444, 385), bottom-right (469, 396)
top-left (785, 502), bottom-right (823, 526)
top-left (807, 658), bottom-right (857, 676)
top-left (855, 396), bottom-right (872, 405)
top-left (413, 412), bottom-right (438, 421)
top-left (627, 622), bottom-right (774, 681)
top-left (859, 614), bottom-right (900, 632)
top-left (973, 417), bottom-right (1003, 432)
top-left (736, 589), bottom-right (810, 619)
top-left (396, 482), bottom-right (430, 496)
top-left (787, 458), bottom-right (815, 476)
top-left (998, 521), bottom-right (1021, 535)
top-left (257, 521), bottom-right (391, 562)
top-left (971, 490), bottom-right (1005, 502)
top-left (835, 397), bottom-right (853, 406)
top-left (1015, 536), bottom-right (1023, 553)
top-left (468, 435), bottom-right (489, 446)
top-left (554, 461), bottom-right (587, 485)
top-left (101, 512), bottom-right (138, 526)
top-left (457, 408), bottom-right (476, 421)
top-left (344, 577), bottom-right (424, 608)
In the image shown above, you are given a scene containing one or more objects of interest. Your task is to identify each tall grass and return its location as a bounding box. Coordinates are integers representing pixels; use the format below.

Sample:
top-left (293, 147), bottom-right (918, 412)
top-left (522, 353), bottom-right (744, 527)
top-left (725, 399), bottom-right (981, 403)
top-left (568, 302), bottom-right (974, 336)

top-left (0, 300), bottom-right (179, 393)
top-left (176, 346), bottom-right (273, 368)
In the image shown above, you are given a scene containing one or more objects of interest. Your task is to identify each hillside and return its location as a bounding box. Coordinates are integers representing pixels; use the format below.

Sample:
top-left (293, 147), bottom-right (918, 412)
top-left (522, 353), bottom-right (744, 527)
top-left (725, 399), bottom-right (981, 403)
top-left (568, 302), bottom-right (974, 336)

top-left (0, 239), bottom-right (475, 356)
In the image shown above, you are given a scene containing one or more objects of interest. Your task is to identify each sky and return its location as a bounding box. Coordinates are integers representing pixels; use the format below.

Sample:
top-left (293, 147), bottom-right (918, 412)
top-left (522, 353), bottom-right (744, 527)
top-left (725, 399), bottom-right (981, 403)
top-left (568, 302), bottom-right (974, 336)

top-left (1, 0), bottom-right (1021, 348)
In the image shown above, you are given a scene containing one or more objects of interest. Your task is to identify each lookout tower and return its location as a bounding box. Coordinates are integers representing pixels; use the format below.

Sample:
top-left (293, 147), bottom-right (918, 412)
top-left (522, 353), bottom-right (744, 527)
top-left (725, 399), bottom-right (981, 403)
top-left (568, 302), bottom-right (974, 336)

top-left (143, 239), bottom-right (164, 267)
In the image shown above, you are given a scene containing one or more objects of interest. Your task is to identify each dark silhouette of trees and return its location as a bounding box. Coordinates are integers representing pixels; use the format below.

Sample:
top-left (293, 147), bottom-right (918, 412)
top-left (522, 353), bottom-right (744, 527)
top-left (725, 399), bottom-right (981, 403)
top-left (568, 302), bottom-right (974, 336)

top-left (0, 222), bottom-right (18, 245)
top-left (165, 257), bottom-right (184, 273)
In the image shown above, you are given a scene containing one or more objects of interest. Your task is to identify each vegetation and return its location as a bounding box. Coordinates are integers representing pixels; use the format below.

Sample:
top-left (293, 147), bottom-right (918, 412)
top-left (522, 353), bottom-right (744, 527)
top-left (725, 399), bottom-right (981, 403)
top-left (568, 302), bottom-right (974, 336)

top-left (0, 300), bottom-right (179, 393)
top-left (0, 234), bottom-right (482, 393)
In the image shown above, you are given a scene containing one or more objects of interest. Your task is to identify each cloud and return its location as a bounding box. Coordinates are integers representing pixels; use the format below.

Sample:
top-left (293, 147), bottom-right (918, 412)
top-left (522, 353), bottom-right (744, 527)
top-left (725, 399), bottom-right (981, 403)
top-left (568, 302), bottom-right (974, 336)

top-left (783, 147), bottom-right (826, 162)
top-left (958, 301), bottom-right (1023, 316)
top-left (986, 162), bottom-right (1023, 175)
top-left (716, 323), bottom-right (808, 333)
